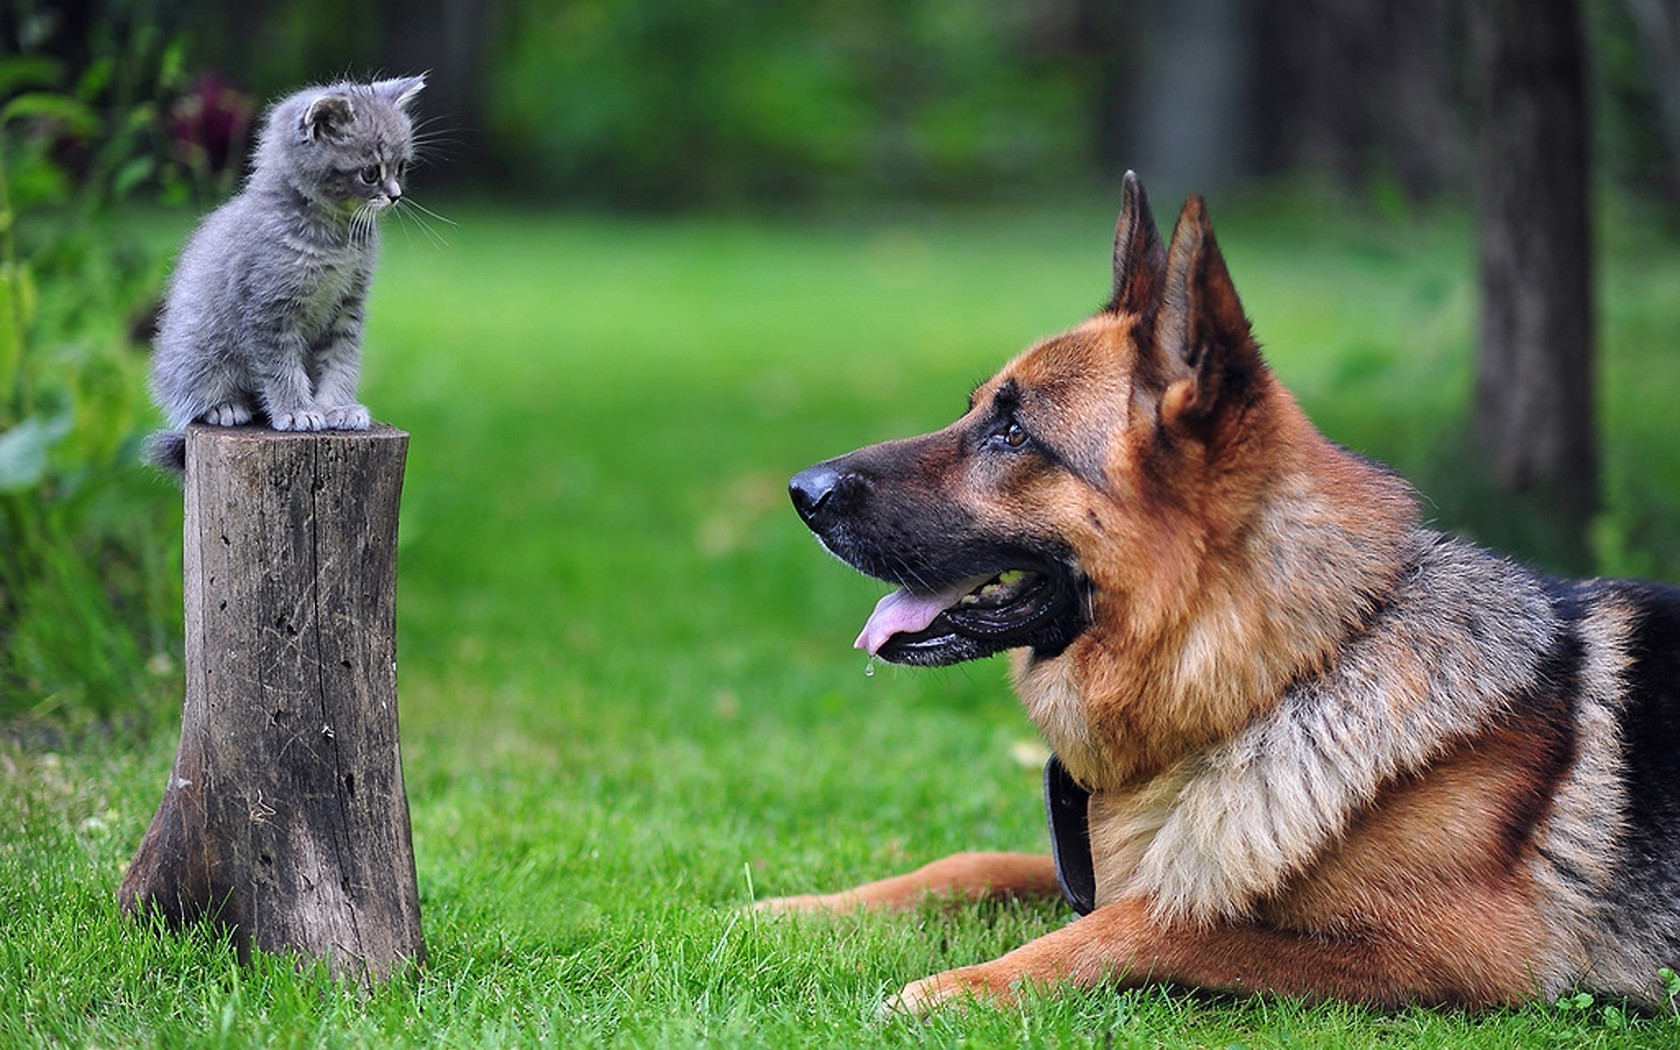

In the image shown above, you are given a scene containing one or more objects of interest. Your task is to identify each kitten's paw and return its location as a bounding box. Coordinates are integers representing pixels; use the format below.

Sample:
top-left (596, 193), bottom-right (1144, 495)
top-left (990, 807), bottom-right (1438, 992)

top-left (324, 403), bottom-right (371, 430)
top-left (271, 409), bottom-right (327, 432)
top-left (202, 402), bottom-right (253, 427)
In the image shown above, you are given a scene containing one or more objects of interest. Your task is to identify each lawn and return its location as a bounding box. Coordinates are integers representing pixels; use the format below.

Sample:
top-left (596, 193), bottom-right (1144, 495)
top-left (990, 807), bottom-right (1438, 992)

top-left (4, 192), bottom-right (1680, 1047)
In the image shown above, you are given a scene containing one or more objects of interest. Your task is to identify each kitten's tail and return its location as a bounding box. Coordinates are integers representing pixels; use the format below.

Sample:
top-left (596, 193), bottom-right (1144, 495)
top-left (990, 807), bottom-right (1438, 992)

top-left (142, 429), bottom-right (187, 480)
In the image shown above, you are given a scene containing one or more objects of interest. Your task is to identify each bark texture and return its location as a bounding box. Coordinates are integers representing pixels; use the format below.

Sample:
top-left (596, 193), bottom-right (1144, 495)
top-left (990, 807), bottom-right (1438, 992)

top-left (1472, 0), bottom-right (1597, 525)
top-left (120, 423), bottom-right (422, 983)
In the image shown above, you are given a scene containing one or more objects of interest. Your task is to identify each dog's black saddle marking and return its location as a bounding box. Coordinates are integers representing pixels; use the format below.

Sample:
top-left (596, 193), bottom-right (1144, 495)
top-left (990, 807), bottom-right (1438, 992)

top-left (1043, 753), bottom-right (1095, 915)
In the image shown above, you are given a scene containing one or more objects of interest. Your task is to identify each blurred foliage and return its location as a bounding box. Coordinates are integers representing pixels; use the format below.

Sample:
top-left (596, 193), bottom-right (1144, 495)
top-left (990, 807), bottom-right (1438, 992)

top-left (33, 0), bottom-right (1679, 217)
top-left (0, 3), bottom-right (188, 730)
top-left (154, 0), bottom-right (1097, 207)
top-left (1587, 0), bottom-right (1680, 211)
top-left (484, 0), bottom-right (1090, 205)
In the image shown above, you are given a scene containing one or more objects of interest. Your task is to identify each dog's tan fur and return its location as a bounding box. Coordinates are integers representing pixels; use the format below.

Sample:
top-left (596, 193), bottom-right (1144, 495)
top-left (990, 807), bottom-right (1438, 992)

top-left (772, 175), bottom-right (1680, 1014)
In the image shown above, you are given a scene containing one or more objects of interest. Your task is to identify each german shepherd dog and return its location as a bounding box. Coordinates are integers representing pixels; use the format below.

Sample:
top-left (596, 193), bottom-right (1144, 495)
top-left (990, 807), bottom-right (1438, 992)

top-left (770, 174), bottom-right (1680, 1015)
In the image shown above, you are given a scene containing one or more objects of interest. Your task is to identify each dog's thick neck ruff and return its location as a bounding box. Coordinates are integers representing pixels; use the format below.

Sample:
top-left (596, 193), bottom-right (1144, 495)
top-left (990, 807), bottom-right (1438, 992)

top-left (1013, 415), bottom-right (1419, 792)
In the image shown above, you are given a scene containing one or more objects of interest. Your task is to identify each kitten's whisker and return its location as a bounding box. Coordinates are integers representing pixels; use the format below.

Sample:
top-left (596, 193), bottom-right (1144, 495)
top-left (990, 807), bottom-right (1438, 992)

top-left (411, 126), bottom-right (465, 146)
top-left (389, 204), bottom-right (418, 248)
top-left (396, 203), bottom-right (431, 249)
top-left (411, 134), bottom-right (467, 151)
top-left (410, 144), bottom-right (467, 165)
top-left (410, 116), bottom-right (469, 165)
top-left (410, 114), bottom-right (458, 135)
top-left (401, 197), bottom-right (458, 227)
top-left (396, 199), bottom-right (450, 250)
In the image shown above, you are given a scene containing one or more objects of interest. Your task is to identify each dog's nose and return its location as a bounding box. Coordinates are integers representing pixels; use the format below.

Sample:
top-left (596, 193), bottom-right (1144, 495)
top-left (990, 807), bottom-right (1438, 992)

top-left (789, 463), bottom-right (840, 524)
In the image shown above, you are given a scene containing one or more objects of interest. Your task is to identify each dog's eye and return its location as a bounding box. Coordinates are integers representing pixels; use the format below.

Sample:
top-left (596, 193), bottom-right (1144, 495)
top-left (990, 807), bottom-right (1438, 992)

top-left (999, 421), bottom-right (1028, 449)
top-left (359, 165), bottom-right (380, 184)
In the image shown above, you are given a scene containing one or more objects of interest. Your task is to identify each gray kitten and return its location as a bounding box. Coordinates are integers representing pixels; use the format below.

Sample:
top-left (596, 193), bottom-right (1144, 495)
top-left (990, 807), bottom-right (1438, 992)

top-left (145, 75), bottom-right (426, 473)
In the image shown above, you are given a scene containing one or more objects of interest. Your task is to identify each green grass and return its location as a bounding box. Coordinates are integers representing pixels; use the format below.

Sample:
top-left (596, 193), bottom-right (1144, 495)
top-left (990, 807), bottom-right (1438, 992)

top-left (5, 194), bottom-right (1680, 1046)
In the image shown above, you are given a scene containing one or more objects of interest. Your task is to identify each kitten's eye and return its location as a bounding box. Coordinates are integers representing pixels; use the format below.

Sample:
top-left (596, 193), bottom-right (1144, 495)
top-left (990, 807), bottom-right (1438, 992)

top-left (395, 159), bottom-right (409, 177)
top-left (359, 165), bottom-right (380, 184)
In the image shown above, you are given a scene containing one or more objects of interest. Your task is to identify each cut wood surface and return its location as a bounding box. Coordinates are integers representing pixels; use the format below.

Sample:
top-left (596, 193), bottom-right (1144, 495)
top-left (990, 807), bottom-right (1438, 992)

top-left (120, 423), bottom-right (423, 983)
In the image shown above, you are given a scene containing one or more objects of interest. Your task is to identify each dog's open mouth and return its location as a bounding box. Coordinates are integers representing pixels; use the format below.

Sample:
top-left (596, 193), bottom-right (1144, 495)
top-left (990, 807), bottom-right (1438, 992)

top-left (855, 567), bottom-right (1065, 664)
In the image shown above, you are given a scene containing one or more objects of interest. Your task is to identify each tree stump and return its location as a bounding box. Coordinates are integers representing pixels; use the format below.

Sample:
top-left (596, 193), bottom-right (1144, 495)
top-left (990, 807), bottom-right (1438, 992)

top-left (120, 423), bottom-right (424, 983)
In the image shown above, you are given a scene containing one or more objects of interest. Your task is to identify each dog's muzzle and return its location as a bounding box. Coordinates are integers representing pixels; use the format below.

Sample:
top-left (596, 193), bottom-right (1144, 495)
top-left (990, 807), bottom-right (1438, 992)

top-left (789, 461), bottom-right (853, 529)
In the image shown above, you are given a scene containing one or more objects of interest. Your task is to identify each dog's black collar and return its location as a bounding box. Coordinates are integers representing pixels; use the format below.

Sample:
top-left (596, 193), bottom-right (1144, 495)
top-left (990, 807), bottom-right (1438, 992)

top-left (1043, 753), bottom-right (1095, 915)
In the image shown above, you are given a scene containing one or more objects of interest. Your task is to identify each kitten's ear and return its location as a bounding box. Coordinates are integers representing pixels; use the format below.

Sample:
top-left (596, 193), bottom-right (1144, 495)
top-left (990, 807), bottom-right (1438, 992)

top-left (303, 94), bottom-right (354, 142)
top-left (373, 74), bottom-right (427, 110)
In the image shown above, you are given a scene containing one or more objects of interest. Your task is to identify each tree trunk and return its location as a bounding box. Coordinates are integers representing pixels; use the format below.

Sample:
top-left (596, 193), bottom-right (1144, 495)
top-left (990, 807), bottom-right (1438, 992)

top-left (1472, 0), bottom-right (1597, 551)
top-left (1623, 0), bottom-right (1680, 206)
top-left (1250, 0), bottom-right (1464, 196)
top-left (1127, 0), bottom-right (1249, 194)
top-left (119, 424), bottom-right (423, 984)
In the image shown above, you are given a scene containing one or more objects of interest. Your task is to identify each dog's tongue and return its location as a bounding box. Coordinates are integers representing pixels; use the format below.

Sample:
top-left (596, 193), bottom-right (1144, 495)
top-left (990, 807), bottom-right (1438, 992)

top-left (854, 576), bottom-right (991, 656)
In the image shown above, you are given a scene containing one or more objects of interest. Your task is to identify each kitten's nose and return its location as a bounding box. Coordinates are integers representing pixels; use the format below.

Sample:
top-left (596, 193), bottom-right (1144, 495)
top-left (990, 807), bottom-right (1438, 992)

top-left (385, 183), bottom-right (402, 202)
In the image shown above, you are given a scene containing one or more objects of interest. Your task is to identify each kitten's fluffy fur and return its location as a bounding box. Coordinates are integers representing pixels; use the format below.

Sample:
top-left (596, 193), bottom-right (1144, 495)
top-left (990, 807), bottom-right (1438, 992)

top-left (145, 75), bottom-right (426, 473)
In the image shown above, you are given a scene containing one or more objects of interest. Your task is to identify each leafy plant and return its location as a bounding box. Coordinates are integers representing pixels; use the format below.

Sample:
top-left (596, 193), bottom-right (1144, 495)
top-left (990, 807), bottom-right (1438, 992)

top-left (484, 0), bottom-right (1090, 205)
top-left (0, 22), bottom-right (190, 728)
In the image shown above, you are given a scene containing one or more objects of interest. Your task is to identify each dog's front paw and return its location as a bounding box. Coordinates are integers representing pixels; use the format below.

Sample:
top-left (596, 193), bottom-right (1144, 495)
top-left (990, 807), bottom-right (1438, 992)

top-left (752, 893), bottom-right (851, 916)
top-left (271, 408), bottom-right (327, 432)
top-left (323, 403), bottom-right (371, 430)
top-left (202, 401), bottom-right (253, 427)
top-left (884, 965), bottom-right (1013, 1018)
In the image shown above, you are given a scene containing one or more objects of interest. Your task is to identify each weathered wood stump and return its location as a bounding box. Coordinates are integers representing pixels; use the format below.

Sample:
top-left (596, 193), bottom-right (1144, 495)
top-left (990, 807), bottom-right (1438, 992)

top-left (120, 423), bottom-right (424, 983)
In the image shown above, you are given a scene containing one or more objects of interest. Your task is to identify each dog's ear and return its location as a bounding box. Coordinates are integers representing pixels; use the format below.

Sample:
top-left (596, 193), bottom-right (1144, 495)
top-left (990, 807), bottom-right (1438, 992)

top-left (303, 94), bottom-right (354, 142)
top-left (1155, 195), bottom-right (1262, 433)
top-left (1106, 171), bottom-right (1165, 316)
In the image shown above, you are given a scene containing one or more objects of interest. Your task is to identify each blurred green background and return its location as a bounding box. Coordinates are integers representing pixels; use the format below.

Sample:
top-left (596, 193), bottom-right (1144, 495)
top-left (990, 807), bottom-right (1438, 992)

top-left (6, 0), bottom-right (1680, 725)
top-left (4, 3), bottom-right (1680, 1043)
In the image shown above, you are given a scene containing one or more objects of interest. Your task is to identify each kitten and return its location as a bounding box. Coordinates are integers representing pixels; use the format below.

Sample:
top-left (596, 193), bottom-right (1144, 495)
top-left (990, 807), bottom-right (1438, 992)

top-left (145, 75), bottom-right (426, 474)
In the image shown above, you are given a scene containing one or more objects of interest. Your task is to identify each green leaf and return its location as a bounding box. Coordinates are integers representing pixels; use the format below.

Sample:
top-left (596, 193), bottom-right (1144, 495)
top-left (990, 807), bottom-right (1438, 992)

top-left (159, 40), bottom-right (187, 88)
top-left (0, 93), bottom-right (102, 137)
top-left (0, 284), bottom-right (18, 415)
top-left (0, 410), bottom-right (73, 492)
top-left (122, 104), bottom-right (158, 132)
top-left (112, 156), bottom-right (155, 200)
top-left (17, 260), bottom-right (35, 328)
top-left (1554, 990), bottom-right (1592, 1013)
top-left (0, 55), bottom-right (64, 97)
top-left (74, 56), bottom-right (114, 100)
